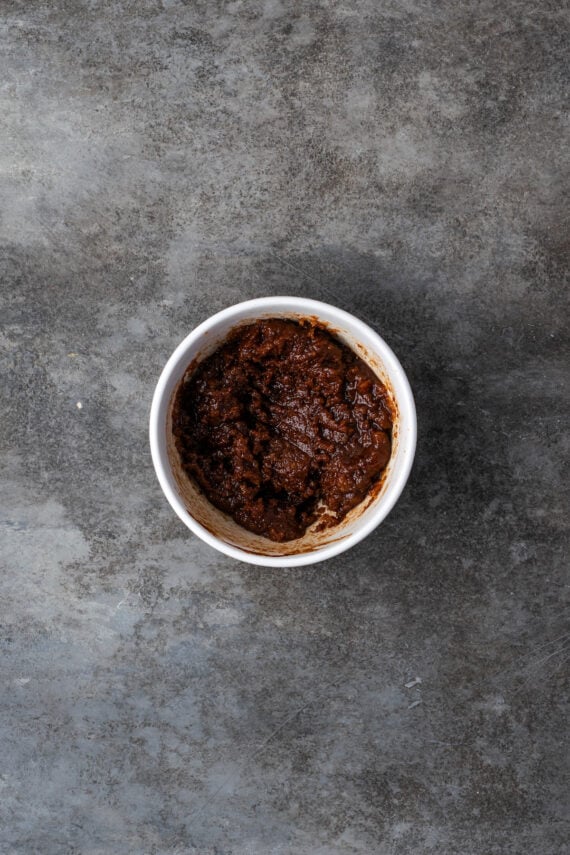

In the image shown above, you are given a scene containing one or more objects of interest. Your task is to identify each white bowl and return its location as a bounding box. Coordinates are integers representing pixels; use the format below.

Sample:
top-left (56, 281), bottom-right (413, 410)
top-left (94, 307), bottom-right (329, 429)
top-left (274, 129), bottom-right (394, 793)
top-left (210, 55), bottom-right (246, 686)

top-left (149, 297), bottom-right (416, 566)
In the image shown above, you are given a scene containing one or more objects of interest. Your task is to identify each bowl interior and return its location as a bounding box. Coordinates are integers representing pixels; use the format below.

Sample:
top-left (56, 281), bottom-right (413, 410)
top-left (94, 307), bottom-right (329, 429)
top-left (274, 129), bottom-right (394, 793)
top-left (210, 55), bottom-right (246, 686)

top-left (155, 302), bottom-right (414, 559)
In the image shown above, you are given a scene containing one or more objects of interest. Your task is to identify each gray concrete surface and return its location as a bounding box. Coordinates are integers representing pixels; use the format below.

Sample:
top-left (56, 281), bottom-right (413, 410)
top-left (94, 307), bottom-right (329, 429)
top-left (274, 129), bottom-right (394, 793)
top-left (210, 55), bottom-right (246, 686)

top-left (1, 1), bottom-right (568, 853)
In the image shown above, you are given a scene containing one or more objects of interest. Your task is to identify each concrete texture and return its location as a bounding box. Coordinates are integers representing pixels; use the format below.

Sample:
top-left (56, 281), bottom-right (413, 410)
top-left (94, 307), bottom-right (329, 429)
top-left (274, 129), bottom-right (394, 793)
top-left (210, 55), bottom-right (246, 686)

top-left (1, 0), bottom-right (568, 852)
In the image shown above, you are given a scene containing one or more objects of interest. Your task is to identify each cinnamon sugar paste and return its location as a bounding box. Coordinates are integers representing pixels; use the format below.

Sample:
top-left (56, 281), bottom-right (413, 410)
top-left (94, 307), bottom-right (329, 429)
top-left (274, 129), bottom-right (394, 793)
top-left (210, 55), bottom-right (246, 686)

top-left (172, 319), bottom-right (393, 542)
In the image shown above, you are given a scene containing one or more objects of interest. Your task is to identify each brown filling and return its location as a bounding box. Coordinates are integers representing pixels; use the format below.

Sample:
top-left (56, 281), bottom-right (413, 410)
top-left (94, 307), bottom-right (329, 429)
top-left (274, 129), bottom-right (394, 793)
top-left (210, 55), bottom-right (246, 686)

top-left (172, 318), bottom-right (393, 542)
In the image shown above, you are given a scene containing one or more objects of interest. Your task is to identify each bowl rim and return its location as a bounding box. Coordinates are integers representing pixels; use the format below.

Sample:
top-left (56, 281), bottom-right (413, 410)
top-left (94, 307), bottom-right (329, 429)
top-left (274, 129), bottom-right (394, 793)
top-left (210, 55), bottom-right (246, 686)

top-left (149, 296), bottom-right (416, 566)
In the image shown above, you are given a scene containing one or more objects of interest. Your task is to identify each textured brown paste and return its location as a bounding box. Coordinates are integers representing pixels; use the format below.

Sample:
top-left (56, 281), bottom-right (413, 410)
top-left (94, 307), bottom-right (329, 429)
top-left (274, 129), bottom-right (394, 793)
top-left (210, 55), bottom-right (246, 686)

top-left (172, 319), bottom-right (393, 542)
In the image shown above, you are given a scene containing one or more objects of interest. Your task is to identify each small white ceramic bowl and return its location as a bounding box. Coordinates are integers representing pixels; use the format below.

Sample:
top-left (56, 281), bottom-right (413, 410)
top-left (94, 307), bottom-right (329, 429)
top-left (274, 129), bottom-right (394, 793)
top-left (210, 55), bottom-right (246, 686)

top-left (149, 297), bottom-right (416, 566)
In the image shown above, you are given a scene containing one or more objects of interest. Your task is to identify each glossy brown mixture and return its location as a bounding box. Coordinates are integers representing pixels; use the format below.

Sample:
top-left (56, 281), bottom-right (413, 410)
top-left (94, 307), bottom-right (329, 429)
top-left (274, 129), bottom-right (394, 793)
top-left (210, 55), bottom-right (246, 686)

top-left (172, 319), bottom-right (393, 542)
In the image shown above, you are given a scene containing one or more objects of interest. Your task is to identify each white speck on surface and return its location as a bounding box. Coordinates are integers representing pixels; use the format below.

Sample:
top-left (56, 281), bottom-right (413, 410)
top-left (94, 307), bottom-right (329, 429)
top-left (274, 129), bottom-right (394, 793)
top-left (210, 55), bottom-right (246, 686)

top-left (76, 401), bottom-right (82, 409)
top-left (408, 699), bottom-right (422, 709)
top-left (405, 677), bottom-right (423, 689)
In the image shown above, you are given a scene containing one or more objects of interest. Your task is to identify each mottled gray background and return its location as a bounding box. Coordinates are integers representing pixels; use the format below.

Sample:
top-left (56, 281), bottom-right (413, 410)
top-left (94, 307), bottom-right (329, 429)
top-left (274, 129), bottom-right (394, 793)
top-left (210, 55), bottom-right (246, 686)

top-left (1, 1), bottom-right (568, 853)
